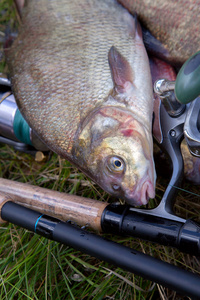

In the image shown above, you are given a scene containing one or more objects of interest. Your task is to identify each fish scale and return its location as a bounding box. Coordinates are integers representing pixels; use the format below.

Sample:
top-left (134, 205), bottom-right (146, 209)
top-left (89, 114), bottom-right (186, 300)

top-left (118, 0), bottom-right (200, 65)
top-left (7, 0), bottom-right (156, 206)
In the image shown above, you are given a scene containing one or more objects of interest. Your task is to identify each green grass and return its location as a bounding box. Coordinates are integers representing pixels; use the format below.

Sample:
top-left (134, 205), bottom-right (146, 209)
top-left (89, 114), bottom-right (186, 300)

top-left (1, 1), bottom-right (200, 299)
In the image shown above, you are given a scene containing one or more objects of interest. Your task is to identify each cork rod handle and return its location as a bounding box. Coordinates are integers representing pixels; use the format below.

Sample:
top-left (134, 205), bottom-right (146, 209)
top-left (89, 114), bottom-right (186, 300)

top-left (0, 178), bottom-right (108, 231)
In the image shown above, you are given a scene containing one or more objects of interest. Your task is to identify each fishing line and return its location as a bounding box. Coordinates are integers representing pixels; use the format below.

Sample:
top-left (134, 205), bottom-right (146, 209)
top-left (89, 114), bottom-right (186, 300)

top-left (169, 184), bottom-right (200, 198)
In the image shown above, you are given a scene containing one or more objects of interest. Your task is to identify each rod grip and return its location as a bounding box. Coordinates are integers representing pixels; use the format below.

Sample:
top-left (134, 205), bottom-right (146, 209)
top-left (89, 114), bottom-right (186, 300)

top-left (0, 178), bottom-right (108, 231)
top-left (1, 201), bottom-right (200, 298)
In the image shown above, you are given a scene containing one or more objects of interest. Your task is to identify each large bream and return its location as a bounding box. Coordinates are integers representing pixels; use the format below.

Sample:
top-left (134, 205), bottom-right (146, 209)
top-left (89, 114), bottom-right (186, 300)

top-left (6, 0), bottom-right (156, 206)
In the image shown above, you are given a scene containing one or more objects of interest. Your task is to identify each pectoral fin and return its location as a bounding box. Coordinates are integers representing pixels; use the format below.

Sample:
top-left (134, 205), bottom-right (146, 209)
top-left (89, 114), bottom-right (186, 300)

top-left (108, 46), bottom-right (133, 94)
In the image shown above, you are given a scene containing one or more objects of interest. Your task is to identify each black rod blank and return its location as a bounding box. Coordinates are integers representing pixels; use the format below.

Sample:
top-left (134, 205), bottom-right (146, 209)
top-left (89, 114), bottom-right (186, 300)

top-left (2, 201), bottom-right (200, 299)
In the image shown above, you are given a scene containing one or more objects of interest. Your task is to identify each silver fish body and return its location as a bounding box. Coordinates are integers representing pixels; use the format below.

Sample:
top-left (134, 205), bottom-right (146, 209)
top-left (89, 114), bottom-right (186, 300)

top-left (7, 0), bottom-right (156, 205)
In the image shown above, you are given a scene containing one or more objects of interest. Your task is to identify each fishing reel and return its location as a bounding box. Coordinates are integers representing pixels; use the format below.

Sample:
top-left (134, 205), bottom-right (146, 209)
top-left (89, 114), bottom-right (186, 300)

top-left (0, 77), bottom-right (49, 160)
top-left (154, 50), bottom-right (200, 157)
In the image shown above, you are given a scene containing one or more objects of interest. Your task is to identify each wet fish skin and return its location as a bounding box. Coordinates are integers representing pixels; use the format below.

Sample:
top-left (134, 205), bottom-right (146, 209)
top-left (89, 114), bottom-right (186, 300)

top-left (118, 0), bottom-right (200, 66)
top-left (6, 0), bottom-right (156, 206)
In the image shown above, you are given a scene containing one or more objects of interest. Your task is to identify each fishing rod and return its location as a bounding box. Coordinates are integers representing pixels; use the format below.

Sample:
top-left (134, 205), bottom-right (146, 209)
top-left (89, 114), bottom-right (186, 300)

top-left (0, 177), bottom-right (200, 256)
top-left (1, 193), bottom-right (200, 299)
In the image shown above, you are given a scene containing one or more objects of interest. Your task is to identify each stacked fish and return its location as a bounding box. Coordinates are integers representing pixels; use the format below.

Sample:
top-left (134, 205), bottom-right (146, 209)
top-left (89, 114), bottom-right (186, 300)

top-left (6, 0), bottom-right (200, 206)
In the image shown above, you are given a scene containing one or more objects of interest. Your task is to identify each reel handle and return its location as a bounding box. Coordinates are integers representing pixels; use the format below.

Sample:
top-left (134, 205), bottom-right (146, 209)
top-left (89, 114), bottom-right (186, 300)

top-left (175, 50), bottom-right (200, 104)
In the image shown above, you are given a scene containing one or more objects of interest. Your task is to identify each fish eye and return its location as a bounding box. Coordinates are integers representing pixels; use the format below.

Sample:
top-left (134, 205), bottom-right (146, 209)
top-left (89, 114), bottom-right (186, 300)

top-left (106, 156), bottom-right (125, 173)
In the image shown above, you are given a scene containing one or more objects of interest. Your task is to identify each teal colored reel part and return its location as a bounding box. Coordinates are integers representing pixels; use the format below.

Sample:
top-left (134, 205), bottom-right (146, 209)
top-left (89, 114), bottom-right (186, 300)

top-left (175, 50), bottom-right (200, 104)
top-left (13, 109), bottom-right (33, 146)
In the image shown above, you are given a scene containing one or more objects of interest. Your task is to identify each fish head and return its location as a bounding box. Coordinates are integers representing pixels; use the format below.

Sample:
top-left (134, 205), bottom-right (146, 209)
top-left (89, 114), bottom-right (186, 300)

top-left (93, 135), bottom-right (155, 206)
top-left (73, 107), bottom-right (156, 206)
top-left (73, 44), bottom-right (156, 206)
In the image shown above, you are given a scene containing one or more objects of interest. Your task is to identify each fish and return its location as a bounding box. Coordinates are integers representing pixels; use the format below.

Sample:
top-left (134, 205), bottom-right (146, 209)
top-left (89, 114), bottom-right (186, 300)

top-left (6, 0), bottom-right (156, 206)
top-left (118, 0), bottom-right (200, 66)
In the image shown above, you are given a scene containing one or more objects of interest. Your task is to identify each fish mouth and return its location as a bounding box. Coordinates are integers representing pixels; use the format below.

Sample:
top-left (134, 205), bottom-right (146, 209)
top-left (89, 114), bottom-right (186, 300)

top-left (124, 179), bottom-right (155, 206)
